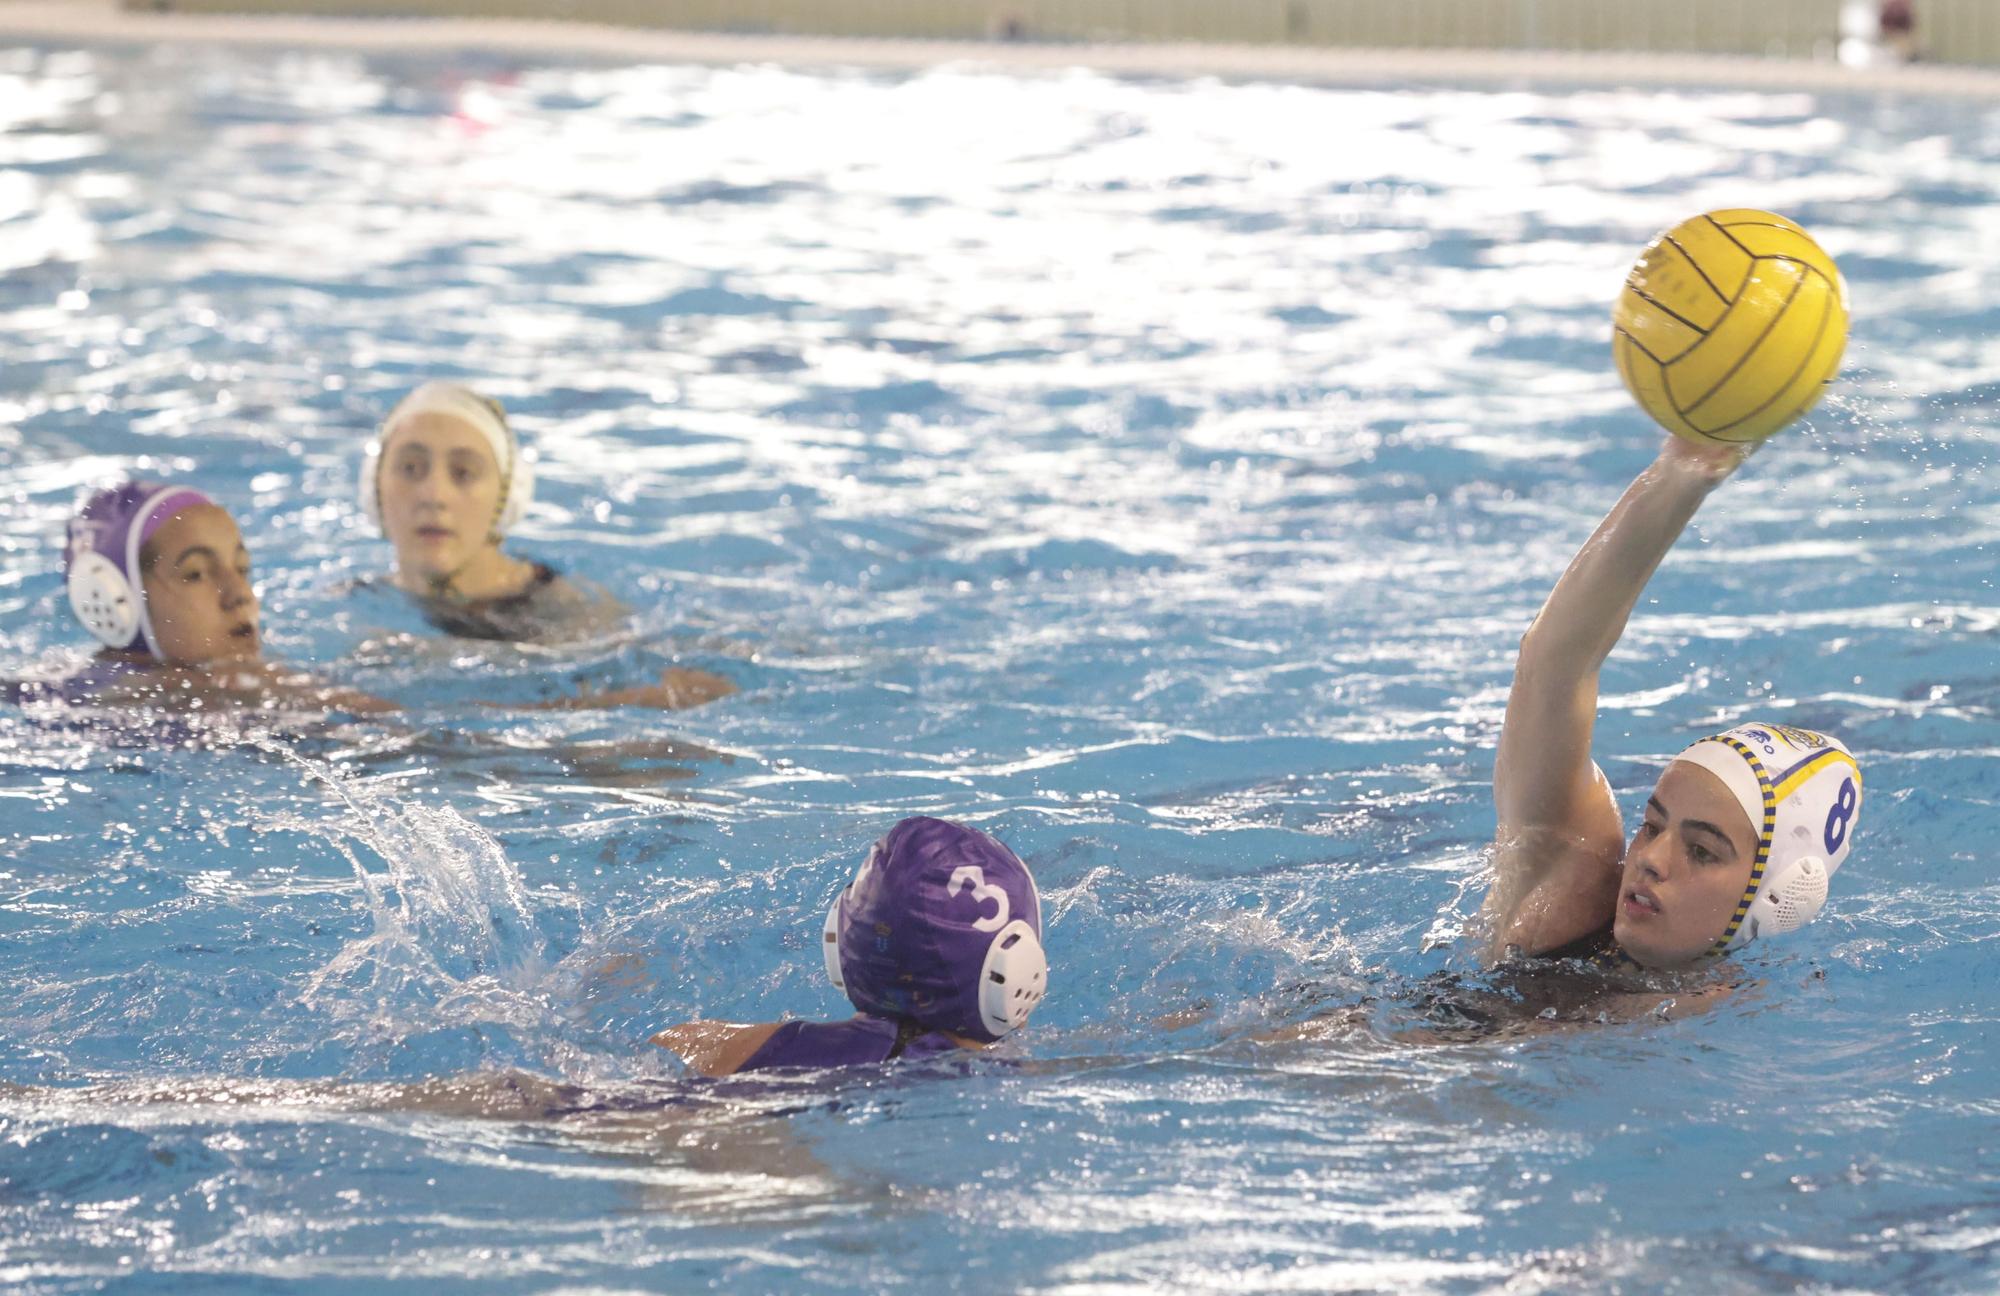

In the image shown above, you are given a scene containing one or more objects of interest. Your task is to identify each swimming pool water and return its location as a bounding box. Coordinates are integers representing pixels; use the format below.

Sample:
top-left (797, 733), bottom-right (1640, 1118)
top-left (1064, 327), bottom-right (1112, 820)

top-left (2, 40), bottom-right (1998, 1293)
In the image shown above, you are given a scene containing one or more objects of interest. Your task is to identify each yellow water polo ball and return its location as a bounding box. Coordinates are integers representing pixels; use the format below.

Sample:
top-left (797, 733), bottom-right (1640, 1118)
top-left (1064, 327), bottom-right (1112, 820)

top-left (1612, 209), bottom-right (1848, 445)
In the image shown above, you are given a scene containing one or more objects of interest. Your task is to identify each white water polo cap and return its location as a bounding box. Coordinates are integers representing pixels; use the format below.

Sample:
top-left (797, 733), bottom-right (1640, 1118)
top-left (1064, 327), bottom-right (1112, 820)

top-left (1670, 723), bottom-right (1863, 953)
top-left (360, 381), bottom-right (535, 535)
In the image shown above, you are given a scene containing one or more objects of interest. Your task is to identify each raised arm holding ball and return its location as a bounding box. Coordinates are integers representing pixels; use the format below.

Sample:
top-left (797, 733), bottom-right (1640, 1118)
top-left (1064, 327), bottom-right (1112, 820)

top-left (1481, 210), bottom-right (1863, 971)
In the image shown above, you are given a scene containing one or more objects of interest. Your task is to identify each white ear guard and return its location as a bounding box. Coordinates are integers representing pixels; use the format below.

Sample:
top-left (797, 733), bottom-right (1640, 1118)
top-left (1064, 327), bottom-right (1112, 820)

top-left (1726, 856), bottom-right (1829, 951)
top-left (66, 550), bottom-right (140, 649)
top-left (822, 892), bottom-right (846, 991)
top-left (63, 484), bottom-right (204, 656)
top-left (977, 919), bottom-right (1047, 1037)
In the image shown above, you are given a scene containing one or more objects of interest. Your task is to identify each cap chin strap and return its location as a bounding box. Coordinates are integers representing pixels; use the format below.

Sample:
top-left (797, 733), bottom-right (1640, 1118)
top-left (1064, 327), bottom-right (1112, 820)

top-left (1704, 735), bottom-right (1777, 954)
top-left (359, 439), bottom-right (384, 531)
top-left (1724, 856), bottom-right (1829, 952)
top-left (821, 891), bottom-right (1048, 1039)
top-left (502, 451), bottom-right (535, 532)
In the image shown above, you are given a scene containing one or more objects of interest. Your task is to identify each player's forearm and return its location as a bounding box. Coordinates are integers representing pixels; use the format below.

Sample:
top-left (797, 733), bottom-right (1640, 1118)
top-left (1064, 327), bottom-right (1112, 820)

top-left (1517, 443), bottom-right (1729, 678)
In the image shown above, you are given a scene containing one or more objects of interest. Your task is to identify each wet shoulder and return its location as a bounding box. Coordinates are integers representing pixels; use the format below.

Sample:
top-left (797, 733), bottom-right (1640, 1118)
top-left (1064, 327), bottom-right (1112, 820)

top-left (8, 657), bottom-right (153, 708)
top-left (0, 658), bottom-right (231, 747)
top-left (737, 1016), bottom-right (960, 1073)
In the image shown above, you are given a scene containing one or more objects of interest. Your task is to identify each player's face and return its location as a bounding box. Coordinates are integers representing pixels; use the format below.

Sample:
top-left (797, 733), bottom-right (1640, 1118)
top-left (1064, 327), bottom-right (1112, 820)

top-left (140, 505), bottom-right (260, 664)
top-left (378, 414), bottom-right (506, 583)
top-left (1613, 761), bottom-right (1758, 966)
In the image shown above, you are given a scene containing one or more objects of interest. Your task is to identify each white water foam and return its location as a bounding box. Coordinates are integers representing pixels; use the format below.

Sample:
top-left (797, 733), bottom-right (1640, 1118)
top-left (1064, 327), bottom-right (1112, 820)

top-left (248, 738), bottom-right (561, 1053)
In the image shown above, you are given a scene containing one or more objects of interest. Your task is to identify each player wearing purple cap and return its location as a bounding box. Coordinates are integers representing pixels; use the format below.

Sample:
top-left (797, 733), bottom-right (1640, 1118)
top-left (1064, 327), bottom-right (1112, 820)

top-left (13, 481), bottom-right (741, 716)
top-left (10, 479), bottom-right (397, 713)
top-left (653, 817), bottom-right (1049, 1076)
top-left (65, 480), bottom-right (258, 665)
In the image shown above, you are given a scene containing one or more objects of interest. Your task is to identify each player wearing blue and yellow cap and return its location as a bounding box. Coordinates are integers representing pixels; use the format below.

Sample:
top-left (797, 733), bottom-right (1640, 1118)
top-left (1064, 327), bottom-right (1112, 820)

top-left (1485, 436), bottom-right (1863, 968)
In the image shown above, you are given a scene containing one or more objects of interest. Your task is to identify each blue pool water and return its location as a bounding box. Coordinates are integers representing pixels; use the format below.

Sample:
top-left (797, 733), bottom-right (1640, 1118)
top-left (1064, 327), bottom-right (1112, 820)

top-left (2, 40), bottom-right (1998, 1293)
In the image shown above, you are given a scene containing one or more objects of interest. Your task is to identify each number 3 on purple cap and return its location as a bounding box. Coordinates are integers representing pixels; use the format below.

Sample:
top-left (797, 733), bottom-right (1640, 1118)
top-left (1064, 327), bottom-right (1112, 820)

top-left (947, 865), bottom-right (1011, 933)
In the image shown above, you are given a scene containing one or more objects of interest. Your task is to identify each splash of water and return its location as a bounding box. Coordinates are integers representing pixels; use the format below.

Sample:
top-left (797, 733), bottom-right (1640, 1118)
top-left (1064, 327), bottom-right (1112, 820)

top-left (246, 736), bottom-right (560, 1055)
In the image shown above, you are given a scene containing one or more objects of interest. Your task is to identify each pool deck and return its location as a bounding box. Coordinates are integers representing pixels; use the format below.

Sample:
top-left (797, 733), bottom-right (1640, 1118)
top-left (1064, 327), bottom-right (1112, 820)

top-left (4, 0), bottom-right (2000, 97)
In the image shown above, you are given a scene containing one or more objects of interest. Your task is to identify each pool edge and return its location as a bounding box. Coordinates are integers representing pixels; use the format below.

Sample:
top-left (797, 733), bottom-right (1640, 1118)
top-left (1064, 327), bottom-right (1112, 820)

top-left (1, 0), bottom-right (1998, 97)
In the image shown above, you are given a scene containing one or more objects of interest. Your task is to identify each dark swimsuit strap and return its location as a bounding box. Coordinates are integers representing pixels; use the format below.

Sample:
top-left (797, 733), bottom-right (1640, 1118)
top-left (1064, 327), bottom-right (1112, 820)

top-left (885, 1017), bottom-right (929, 1060)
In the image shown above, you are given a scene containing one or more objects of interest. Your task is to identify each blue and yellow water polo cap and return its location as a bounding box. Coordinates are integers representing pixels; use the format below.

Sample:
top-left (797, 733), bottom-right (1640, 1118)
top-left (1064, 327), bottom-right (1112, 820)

top-left (1671, 723), bottom-right (1863, 953)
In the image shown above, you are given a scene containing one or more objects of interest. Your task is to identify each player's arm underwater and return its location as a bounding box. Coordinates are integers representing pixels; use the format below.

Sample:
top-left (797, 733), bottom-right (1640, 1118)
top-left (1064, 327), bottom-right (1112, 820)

top-left (1483, 435), bottom-right (1746, 962)
top-left (87, 660), bottom-right (400, 716)
top-left (651, 1021), bottom-right (785, 1077)
top-left (503, 667), bottom-right (737, 713)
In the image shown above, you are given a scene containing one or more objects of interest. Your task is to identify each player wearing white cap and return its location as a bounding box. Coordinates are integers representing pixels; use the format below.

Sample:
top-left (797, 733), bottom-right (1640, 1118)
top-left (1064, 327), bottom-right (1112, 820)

top-left (1485, 436), bottom-right (1862, 968)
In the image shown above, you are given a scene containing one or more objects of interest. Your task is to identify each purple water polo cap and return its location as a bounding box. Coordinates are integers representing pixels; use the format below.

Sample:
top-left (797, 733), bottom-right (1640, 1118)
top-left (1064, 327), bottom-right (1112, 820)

top-left (825, 816), bottom-right (1048, 1043)
top-left (64, 480), bottom-right (215, 655)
